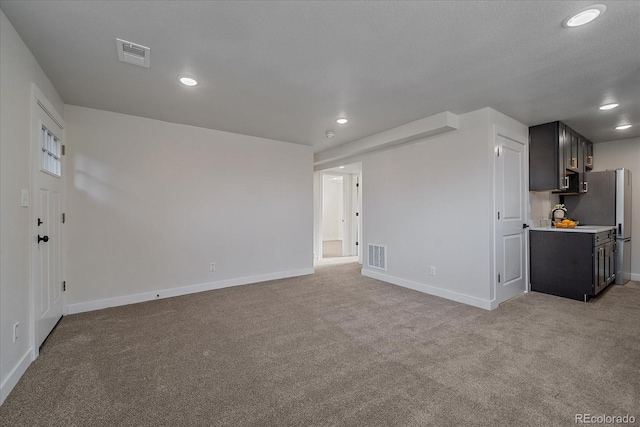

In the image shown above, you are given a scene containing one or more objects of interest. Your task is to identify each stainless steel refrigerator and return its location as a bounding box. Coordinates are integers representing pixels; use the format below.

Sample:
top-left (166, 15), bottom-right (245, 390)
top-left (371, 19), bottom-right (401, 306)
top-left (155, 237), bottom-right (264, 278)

top-left (563, 169), bottom-right (632, 284)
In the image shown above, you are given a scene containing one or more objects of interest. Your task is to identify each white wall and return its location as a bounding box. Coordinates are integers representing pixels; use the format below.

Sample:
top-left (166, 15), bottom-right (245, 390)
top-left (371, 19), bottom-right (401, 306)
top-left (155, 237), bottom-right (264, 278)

top-left (593, 137), bottom-right (640, 280)
top-left (64, 105), bottom-right (313, 312)
top-left (529, 191), bottom-right (560, 226)
top-left (0, 9), bottom-right (65, 403)
top-left (1, 7), bottom-right (313, 400)
top-left (322, 175), bottom-right (343, 241)
top-left (361, 108), bottom-right (527, 308)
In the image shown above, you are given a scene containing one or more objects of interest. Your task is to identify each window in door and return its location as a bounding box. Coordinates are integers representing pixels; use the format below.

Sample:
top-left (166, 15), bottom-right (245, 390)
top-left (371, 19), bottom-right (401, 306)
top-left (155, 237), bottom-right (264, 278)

top-left (41, 126), bottom-right (61, 176)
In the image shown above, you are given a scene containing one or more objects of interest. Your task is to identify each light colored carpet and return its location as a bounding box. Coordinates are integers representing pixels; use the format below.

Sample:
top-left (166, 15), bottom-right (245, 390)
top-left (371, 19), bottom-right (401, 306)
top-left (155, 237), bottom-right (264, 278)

top-left (323, 240), bottom-right (343, 258)
top-left (316, 256), bottom-right (359, 266)
top-left (1, 264), bottom-right (639, 427)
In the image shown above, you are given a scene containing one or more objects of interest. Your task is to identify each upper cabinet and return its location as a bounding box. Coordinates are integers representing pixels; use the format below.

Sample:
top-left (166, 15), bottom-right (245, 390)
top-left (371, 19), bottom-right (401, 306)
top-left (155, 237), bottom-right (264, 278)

top-left (584, 138), bottom-right (594, 171)
top-left (529, 121), bottom-right (594, 194)
top-left (564, 125), bottom-right (580, 174)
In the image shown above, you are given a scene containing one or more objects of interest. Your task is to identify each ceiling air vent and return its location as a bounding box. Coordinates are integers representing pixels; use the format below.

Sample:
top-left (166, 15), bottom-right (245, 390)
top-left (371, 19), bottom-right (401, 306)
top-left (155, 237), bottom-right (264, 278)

top-left (116, 38), bottom-right (150, 68)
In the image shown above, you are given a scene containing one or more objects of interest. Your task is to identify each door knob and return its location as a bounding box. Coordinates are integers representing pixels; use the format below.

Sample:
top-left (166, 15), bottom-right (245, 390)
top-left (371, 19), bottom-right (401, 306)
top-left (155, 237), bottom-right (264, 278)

top-left (38, 235), bottom-right (49, 243)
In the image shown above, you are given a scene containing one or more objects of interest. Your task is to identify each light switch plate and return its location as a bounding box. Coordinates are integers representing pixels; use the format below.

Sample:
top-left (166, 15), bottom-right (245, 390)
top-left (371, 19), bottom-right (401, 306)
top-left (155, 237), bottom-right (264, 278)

top-left (21, 189), bottom-right (29, 207)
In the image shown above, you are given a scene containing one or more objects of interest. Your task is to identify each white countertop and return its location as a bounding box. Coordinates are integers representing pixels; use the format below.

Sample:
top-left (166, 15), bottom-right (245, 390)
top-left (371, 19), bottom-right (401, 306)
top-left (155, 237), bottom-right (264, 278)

top-left (529, 225), bottom-right (616, 233)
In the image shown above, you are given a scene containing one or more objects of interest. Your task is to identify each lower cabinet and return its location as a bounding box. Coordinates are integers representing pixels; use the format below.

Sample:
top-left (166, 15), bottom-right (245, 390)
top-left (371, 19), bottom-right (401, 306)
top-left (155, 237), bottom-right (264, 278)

top-left (530, 230), bottom-right (615, 301)
top-left (593, 234), bottom-right (615, 295)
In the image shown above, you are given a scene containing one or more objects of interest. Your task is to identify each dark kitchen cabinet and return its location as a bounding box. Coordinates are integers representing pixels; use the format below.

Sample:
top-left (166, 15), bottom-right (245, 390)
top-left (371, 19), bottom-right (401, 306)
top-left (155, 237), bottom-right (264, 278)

top-left (577, 135), bottom-right (593, 193)
top-left (564, 126), bottom-right (580, 173)
top-left (593, 231), bottom-right (615, 294)
top-left (530, 229), bottom-right (615, 301)
top-left (565, 126), bottom-right (590, 194)
top-left (529, 121), bottom-right (568, 191)
top-left (529, 121), bottom-right (575, 192)
top-left (529, 121), bottom-right (594, 194)
top-left (584, 139), bottom-right (594, 171)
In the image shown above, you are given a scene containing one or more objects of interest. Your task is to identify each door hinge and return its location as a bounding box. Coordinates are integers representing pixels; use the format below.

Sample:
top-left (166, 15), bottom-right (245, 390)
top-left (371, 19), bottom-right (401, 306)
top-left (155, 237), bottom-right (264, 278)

top-left (62, 213), bottom-right (66, 224)
top-left (498, 274), bottom-right (501, 283)
top-left (62, 281), bottom-right (66, 292)
top-left (62, 145), bottom-right (66, 156)
top-left (356, 183), bottom-right (359, 188)
top-left (356, 212), bottom-right (359, 217)
top-left (355, 242), bottom-right (359, 246)
top-left (497, 212), bottom-right (500, 220)
top-left (497, 147), bottom-right (500, 157)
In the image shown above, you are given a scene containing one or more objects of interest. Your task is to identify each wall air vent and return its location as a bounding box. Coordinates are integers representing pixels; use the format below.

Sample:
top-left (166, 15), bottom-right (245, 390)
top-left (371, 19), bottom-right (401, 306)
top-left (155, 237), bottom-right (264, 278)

top-left (116, 38), bottom-right (150, 68)
top-left (368, 244), bottom-right (387, 270)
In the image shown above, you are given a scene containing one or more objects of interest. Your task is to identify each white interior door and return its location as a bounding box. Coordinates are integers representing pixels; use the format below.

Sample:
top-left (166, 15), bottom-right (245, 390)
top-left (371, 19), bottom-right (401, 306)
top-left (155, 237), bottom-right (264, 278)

top-left (347, 174), bottom-right (359, 257)
top-left (495, 129), bottom-right (527, 304)
top-left (342, 174), bottom-right (359, 257)
top-left (32, 88), bottom-right (65, 348)
top-left (356, 172), bottom-right (362, 264)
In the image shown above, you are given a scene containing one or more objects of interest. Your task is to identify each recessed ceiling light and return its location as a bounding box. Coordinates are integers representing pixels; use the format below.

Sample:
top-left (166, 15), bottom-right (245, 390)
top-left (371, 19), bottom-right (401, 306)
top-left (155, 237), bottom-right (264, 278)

top-left (179, 76), bottom-right (198, 86)
top-left (339, 166), bottom-right (345, 169)
top-left (563, 4), bottom-right (606, 28)
top-left (615, 124), bottom-right (632, 130)
top-left (336, 118), bottom-right (348, 124)
top-left (326, 131), bottom-right (335, 138)
top-left (599, 103), bottom-right (619, 110)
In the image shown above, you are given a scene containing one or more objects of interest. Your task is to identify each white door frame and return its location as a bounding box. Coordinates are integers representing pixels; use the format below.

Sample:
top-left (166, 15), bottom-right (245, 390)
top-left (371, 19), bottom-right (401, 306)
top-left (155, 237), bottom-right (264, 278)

top-left (320, 172), bottom-right (347, 254)
top-left (341, 173), bottom-right (353, 256)
top-left (356, 171), bottom-right (362, 264)
top-left (313, 164), bottom-right (362, 263)
top-left (341, 174), bottom-right (362, 257)
top-left (313, 171), bottom-right (324, 261)
top-left (30, 84), bottom-right (66, 359)
top-left (492, 125), bottom-right (529, 308)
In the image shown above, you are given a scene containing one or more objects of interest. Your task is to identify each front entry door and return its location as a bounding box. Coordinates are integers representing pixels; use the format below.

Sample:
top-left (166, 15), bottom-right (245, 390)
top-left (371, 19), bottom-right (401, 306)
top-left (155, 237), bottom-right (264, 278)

top-left (32, 89), bottom-right (65, 348)
top-left (495, 128), bottom-right (527, 305)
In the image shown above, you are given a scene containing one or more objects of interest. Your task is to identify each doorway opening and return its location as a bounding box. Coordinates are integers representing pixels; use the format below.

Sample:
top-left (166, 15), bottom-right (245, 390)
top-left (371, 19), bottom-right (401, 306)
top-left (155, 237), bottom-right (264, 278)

top-left (314, 162), bottom-right (362, 265)
top-left (322, 174), bottom-right (345, 257)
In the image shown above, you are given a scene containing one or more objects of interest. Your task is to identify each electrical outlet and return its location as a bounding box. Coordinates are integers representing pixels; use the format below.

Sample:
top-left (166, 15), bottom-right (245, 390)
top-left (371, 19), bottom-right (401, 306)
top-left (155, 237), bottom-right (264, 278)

top-left (210, 262), bottom-right (216, 272)
top-left (13, 322), bottom-right (19, 342)
top-left (429, 266), bottom-right (436, 276)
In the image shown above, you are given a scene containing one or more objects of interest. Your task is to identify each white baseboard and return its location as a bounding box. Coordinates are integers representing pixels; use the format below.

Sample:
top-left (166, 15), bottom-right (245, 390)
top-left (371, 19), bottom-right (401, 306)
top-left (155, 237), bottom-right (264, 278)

top-left (361, 268), bottom-right (494, 310)
top-left (630, 273), bottom-right (640, 281)
top-left (67, 268), bottom-right (315, 315)
top-left (0, 348), bottom-right (33, 405)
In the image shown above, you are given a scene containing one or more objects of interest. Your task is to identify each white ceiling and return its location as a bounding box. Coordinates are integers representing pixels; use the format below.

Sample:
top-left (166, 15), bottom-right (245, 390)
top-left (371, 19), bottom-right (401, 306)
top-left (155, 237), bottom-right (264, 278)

top-left (1, 1), bottom-right (638, 153)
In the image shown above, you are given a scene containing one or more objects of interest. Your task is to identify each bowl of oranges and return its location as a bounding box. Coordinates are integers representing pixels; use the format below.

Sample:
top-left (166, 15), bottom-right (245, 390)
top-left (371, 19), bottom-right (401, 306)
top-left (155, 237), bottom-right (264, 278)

top-left (554, 219), bottom-right (579, 228)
